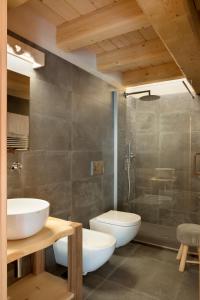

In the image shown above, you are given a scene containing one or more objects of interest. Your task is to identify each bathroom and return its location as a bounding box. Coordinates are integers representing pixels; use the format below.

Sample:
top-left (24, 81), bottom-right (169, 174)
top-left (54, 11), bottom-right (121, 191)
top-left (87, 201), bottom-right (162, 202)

top-left (1, 1), bottom-right (200, 300)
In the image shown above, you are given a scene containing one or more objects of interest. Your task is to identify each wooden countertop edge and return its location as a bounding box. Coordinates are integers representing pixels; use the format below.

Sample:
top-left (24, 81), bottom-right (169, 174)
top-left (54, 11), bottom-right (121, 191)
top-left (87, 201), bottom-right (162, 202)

top-left (7, 217), bottom-right (82, 264)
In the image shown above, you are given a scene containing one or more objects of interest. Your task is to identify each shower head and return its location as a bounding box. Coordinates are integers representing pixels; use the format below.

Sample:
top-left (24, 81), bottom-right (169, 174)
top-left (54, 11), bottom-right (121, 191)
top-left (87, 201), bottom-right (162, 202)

top-left (124, 89), bottom-right (160, 101)
top-left (139, 94), bottom-right (160, 101)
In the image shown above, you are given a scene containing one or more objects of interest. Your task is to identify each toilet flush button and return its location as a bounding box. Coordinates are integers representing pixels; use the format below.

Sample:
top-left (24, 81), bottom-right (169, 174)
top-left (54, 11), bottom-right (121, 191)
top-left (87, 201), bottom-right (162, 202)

top-left (91, 161), bottom-right (104, 176)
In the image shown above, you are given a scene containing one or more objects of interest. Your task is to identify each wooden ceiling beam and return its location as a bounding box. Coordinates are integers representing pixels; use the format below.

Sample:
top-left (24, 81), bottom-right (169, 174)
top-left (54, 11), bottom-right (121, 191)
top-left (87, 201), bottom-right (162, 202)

top-left (123, 63), bottom-right (183, 87)
top-left (194, 0), bottom-right (200, 11)
top-left (136, 0), bottom-right (200, 94)
top-left (56, 0), bottom-right (149, 51)
top-left (8, 0), bottom-right (29, 9)
top-left (97, 38), bottom-right (172, 72)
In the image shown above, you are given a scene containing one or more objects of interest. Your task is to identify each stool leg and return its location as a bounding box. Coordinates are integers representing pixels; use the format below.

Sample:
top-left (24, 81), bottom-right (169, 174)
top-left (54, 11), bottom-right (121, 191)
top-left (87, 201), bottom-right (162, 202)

top-left (179, 245), bottom-right (188, 272)
top-left (177, 244), bottom-right (183, 260)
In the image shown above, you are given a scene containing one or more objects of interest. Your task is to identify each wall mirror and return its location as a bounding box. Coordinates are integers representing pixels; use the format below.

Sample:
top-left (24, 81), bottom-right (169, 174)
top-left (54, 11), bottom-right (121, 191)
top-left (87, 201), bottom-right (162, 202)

top-left (7, 70), bottom-right (30, 151)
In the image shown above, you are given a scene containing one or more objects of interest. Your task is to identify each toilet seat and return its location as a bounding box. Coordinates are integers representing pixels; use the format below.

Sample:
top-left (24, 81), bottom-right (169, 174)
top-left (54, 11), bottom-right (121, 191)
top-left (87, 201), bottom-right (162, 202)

top-left (96, 210), bottom-right (141, 227)
top-left (90, 210), bottom-right (141, 248)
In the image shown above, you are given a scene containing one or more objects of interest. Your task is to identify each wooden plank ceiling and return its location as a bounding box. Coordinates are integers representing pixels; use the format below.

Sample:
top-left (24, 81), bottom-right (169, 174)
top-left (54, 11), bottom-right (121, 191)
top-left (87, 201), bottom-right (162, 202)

top-left (8, 0), bottom-right (29, 9)
top-left (8, 0), bottom-right (200, 91)
top-left (136, 0), bottom-right (200, 94)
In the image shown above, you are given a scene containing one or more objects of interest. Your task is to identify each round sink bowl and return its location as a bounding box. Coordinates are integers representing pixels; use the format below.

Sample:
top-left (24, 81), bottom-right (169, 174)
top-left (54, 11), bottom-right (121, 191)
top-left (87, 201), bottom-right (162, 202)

top-left (7, 198), bottom-right (50, 240)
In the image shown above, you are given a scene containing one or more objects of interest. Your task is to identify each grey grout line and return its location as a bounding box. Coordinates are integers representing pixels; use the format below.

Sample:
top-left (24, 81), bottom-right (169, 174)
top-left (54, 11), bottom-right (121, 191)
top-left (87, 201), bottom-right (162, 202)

top-left (84, 242), bottom-right (198, 300)
top-left (134, 239), bottom-right (178, 252)
top-left (85, 244), bottom-right (141, 299)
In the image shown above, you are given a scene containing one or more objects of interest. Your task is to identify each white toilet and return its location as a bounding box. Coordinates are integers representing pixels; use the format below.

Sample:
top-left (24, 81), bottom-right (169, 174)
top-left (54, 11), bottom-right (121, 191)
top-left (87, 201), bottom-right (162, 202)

top-left (53, 228), bottom-right (116, 275)
top-left (90, 210), bottom-right (141, 248)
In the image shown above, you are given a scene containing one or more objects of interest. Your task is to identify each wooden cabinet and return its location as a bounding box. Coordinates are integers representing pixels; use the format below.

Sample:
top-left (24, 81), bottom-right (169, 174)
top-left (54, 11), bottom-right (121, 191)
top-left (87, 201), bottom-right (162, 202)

top-left (7, 217), bottom-right (82, 300)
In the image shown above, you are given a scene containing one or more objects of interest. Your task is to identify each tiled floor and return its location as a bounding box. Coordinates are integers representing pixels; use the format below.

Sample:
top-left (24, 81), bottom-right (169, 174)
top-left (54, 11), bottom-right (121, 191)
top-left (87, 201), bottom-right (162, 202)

top-left (82, 243), bottom-right (198, 300)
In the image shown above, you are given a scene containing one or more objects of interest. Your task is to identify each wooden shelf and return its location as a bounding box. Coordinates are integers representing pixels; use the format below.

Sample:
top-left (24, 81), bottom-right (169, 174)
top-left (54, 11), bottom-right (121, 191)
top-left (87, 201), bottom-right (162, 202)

top-left (7, 217), bottom-right (74, 264)
top-left (7, 272), bottom-right (74, 300)
top-left (7, 217), bottom-right (82, 300)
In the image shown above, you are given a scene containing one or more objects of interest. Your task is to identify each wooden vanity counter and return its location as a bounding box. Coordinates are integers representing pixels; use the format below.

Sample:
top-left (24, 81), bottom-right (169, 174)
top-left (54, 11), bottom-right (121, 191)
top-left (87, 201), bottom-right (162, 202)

top-left (7, 217), bottom-right (82, 300)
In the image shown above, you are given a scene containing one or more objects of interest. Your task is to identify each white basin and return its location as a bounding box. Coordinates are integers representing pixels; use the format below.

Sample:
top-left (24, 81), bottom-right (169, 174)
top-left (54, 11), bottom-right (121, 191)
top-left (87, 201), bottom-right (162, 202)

top-left (7, 198), bottom-right (50, 240)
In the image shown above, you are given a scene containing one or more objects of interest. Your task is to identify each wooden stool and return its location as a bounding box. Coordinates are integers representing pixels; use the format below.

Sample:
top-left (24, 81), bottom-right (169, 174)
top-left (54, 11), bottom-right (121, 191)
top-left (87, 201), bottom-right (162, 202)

top-left (176, 223), bottom-right (200, 272)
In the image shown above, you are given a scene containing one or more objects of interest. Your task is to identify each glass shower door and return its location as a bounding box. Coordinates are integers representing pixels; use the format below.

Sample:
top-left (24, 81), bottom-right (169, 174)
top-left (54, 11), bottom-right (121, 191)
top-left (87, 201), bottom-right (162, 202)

top-left (118, 92), bottom-right (200, 248)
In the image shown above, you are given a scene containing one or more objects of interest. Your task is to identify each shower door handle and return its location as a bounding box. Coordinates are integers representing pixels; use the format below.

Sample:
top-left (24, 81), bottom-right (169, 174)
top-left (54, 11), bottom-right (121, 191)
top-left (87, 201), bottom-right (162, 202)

top-left (194, 153), bottom-right (200, 175)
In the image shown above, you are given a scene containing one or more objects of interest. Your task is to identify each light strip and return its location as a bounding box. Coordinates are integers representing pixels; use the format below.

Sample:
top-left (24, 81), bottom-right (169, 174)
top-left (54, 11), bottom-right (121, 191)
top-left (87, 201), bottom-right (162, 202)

top-left (7, 35), bottom-right (45, 69)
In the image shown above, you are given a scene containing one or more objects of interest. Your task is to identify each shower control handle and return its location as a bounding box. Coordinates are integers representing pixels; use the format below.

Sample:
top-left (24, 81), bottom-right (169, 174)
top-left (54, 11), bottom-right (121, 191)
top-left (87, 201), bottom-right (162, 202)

top-left (129, 153), bottom-right (135, 159)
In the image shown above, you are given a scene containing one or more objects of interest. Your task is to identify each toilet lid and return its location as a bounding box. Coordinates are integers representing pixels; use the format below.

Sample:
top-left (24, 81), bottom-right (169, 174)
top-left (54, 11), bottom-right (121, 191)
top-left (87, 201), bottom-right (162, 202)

top-left (96, 210), bottom-right (141, 227)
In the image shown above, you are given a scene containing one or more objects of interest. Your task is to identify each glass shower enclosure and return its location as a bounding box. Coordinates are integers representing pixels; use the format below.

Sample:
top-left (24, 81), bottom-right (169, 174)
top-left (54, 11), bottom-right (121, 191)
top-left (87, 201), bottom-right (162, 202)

top-left (116, 86), bottom-right (200, 249)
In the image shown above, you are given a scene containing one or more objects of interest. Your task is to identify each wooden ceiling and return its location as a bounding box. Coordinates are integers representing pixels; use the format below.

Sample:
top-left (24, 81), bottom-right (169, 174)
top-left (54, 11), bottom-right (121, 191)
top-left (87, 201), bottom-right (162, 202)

top-left (8, 0), bottom-right (200, 92)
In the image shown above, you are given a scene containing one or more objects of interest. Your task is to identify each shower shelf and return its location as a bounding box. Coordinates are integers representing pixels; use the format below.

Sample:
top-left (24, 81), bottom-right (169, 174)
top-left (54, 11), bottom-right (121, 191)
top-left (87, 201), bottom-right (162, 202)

top-left (7, 217), bottom-right (82, 300)
top-left (150, 177), bottom-right (176, 182)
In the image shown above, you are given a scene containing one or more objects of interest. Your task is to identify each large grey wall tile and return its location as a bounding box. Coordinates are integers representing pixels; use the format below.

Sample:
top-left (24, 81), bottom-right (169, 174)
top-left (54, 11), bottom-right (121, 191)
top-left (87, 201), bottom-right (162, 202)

top-left (190, 112), bottom-right (200, 132)
top-left (135, 152), bottom-right (159, 169)
top-left (191, 176), bottom-right (200, 192)
top-left (102, 175), bottom-right (114, 211)
top-left (72, 67), bottom-right (113, 106)
top-left (72, 96), bottom-right (113, 151)
top-left (30, 113), bottom-right (71, 151)
top-left (191, 132), bottom-right (200, 152)
top-left (136, 112), bottom-right (157, 133)
top-left (72, 121), bottom-right (103, 151)
top-left (21, 150), bottom-right (71, 187)
top-left (24, 181), bottom-right (72, 216)
top-left (72, 177), bottom-right (103, 226)
top-left (21, 150), bottom-right (47, 186)
top-left (158, 209), bottom-right (185, 226)
top-left (45, 151), bottom-right (71, 183)
top-left (136, 133), bottom-right (158, 153)
top-left (159, 133), bottom-right (189, 170)
top-left (72, 177), bottom-right (102, 209)
top-left (159, 93), bottom-right (191, 113)
top-left (7, 152), bottom-right (22, 191)
top-left (160, 112), bottom-right (189, 133)
top-left (31, 78), bottom-right (72, 120)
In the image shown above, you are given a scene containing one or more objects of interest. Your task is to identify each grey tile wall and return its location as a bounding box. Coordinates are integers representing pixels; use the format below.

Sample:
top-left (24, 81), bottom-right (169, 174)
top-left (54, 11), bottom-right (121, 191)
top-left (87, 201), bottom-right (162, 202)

top-left (8, 42), bottom-right (115, 227)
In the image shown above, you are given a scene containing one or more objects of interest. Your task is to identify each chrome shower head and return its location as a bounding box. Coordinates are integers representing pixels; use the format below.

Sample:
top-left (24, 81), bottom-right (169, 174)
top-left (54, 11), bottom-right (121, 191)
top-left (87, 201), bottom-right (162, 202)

top-left (124, 89), bottom-right (160, 101)
top-left (139, 94), bottom-right (160, 101)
